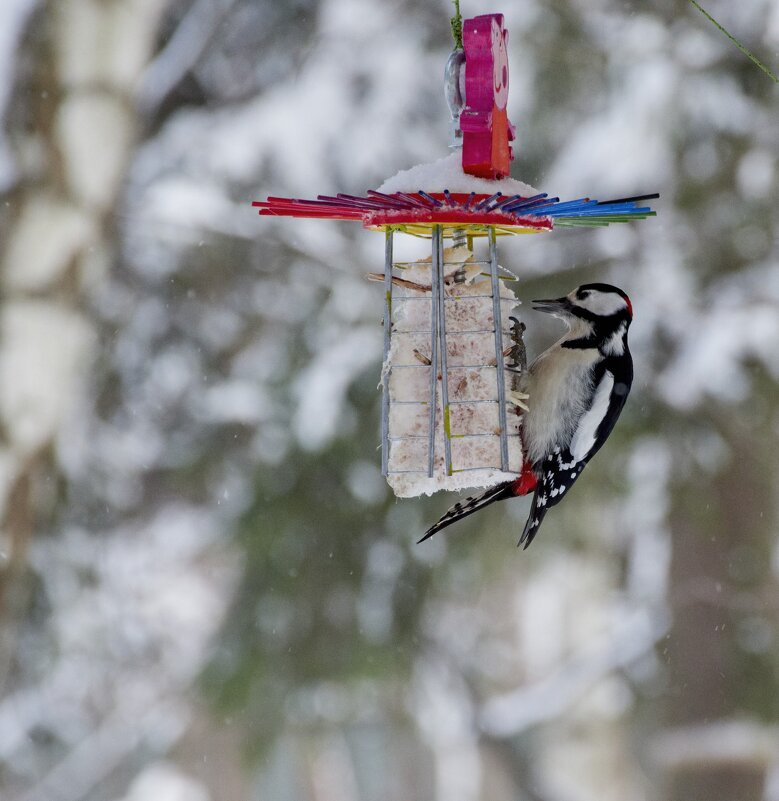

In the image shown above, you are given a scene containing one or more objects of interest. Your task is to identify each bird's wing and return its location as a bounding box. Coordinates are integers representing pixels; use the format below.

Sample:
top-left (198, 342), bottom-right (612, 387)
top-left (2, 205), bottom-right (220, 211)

top-left (569, 369), bottom-right (615, 461)
top-left (519, 365), bottom-right (632, 547)
top-left (518, 445), bottom-right (585, 547)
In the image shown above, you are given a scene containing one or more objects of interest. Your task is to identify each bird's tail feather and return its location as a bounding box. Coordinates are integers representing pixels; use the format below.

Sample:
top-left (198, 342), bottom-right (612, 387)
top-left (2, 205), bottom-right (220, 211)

top-left (419, 482), bottom-right (514, 543)
top-left (518, 490), bottom-right (548, 549)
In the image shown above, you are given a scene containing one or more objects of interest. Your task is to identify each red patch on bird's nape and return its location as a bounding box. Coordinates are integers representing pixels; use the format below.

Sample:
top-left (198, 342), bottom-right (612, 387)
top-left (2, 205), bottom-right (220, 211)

top-left (512, 464), bottom-right (538, 496)
top-left (624, 295), bottom-right (633, 318)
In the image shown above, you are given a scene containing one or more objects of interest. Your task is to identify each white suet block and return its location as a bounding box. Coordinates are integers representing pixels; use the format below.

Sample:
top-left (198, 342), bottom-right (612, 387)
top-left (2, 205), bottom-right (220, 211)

top-left (383, 245), bottom-right (525, 497)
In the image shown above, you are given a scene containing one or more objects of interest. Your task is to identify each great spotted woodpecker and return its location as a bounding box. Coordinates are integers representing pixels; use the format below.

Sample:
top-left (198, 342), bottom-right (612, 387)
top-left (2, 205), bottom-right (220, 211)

top-left (420, 283), bottom-right (633, 548)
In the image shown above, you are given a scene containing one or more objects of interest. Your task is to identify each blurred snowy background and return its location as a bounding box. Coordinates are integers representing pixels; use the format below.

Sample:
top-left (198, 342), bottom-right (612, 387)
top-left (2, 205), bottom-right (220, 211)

top-left (0, 0), bottom-right (777, 799)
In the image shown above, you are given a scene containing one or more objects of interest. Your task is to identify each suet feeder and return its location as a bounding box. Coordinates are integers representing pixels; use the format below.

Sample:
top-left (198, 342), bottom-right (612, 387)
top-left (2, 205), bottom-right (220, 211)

top-left (254, 11), bottom-right (657, 499)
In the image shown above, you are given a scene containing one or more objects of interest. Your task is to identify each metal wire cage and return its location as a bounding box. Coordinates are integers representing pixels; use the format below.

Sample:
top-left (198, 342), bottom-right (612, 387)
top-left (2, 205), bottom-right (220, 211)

top-left (380, 224), bottom-right (525, 498)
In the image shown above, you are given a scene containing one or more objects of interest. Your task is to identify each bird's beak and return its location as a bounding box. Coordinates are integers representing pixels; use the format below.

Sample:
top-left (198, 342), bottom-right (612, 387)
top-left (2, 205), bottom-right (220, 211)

top-left (532, 297), bottom-right (570, 315)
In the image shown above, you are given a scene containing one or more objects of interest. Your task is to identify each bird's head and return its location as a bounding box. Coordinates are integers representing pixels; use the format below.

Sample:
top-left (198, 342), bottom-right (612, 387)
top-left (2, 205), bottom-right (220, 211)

top-left (532, 284), bottom-right (632, 349)
top-left (532, 283), bottom-right (632, 326)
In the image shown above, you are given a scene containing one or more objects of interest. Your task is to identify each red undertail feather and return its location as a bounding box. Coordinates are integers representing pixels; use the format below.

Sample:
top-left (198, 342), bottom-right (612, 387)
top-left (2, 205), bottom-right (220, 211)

top-left (512, 463), bottom-right (538, 496)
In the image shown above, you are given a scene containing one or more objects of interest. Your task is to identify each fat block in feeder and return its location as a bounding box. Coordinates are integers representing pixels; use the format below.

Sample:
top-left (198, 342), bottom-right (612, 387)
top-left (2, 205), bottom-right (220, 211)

top-left (378, 242), bottom-right (525, 498)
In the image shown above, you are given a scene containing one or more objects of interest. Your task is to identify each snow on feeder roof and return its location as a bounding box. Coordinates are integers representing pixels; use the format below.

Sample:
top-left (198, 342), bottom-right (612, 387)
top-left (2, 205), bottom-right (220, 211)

top-left (253, 10), bottom-right (657, 499)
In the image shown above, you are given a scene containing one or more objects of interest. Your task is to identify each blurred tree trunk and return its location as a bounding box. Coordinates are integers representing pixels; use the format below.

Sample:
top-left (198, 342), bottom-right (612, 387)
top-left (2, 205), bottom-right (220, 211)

top-left (0, 0), bottom-right (169, 693)
top-left (661, 403), bottom-right (779, 800)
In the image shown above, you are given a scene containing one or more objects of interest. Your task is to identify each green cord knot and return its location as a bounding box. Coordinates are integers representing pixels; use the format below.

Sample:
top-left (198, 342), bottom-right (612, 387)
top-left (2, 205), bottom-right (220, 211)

top-left (450, 0), bottom-right (463, 50)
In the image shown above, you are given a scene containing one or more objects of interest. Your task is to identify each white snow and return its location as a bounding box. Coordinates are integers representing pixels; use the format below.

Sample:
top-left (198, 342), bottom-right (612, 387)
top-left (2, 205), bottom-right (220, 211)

top-left (545, 60), bottom-right (675, 194)
top-left (114, 762), bottom-right (211, 801)
top-left (294, 326), bottom-right (381, 450)
top-left (737, 148), bottom-right (776, 200)
top-left (378, 152), bottom-right (540, 197)
top-left (658, 303), bottom-right (779, 410)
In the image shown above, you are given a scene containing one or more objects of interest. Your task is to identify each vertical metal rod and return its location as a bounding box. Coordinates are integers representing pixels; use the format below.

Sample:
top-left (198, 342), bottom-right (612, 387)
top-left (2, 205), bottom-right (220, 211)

top-left (434, 226), bottom-right (453, 476)
top-left (427, 231), bottom-right (440, 478)
top-left (381, 229), bottom-right (393, 476)
top-left (489, 226), bottom-right (510, 472)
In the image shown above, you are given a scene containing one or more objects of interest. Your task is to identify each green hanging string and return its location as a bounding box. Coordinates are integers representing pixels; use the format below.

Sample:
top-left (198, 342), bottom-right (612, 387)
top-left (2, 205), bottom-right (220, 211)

top-left (450, 0), bottom-right (463, 50)
top-left (687, 0), bottom-right (778, 84)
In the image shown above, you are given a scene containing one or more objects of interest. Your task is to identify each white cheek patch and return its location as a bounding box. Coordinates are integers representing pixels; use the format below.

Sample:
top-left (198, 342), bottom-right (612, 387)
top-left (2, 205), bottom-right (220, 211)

top-left (577, 291), bottom-right (628, 317)
top-left (570, 370), bottom-right (614, 462)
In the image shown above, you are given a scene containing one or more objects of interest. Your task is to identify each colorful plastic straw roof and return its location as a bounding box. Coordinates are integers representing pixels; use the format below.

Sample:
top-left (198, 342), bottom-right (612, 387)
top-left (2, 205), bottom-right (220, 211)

top-left (254, 13), bottom-right (658, 238)
top-left (252, 190), bottom-right (658, 238)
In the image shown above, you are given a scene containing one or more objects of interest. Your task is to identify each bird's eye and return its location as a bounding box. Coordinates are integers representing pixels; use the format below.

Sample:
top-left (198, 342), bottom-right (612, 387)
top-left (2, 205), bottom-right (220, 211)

top-left (577, 289), bottom-right (591, 300)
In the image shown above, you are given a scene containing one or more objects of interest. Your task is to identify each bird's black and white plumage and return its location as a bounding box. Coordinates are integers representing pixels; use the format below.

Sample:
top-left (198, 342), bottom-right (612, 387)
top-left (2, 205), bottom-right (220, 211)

top-left (420, 282), bottom-right (634, 548)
